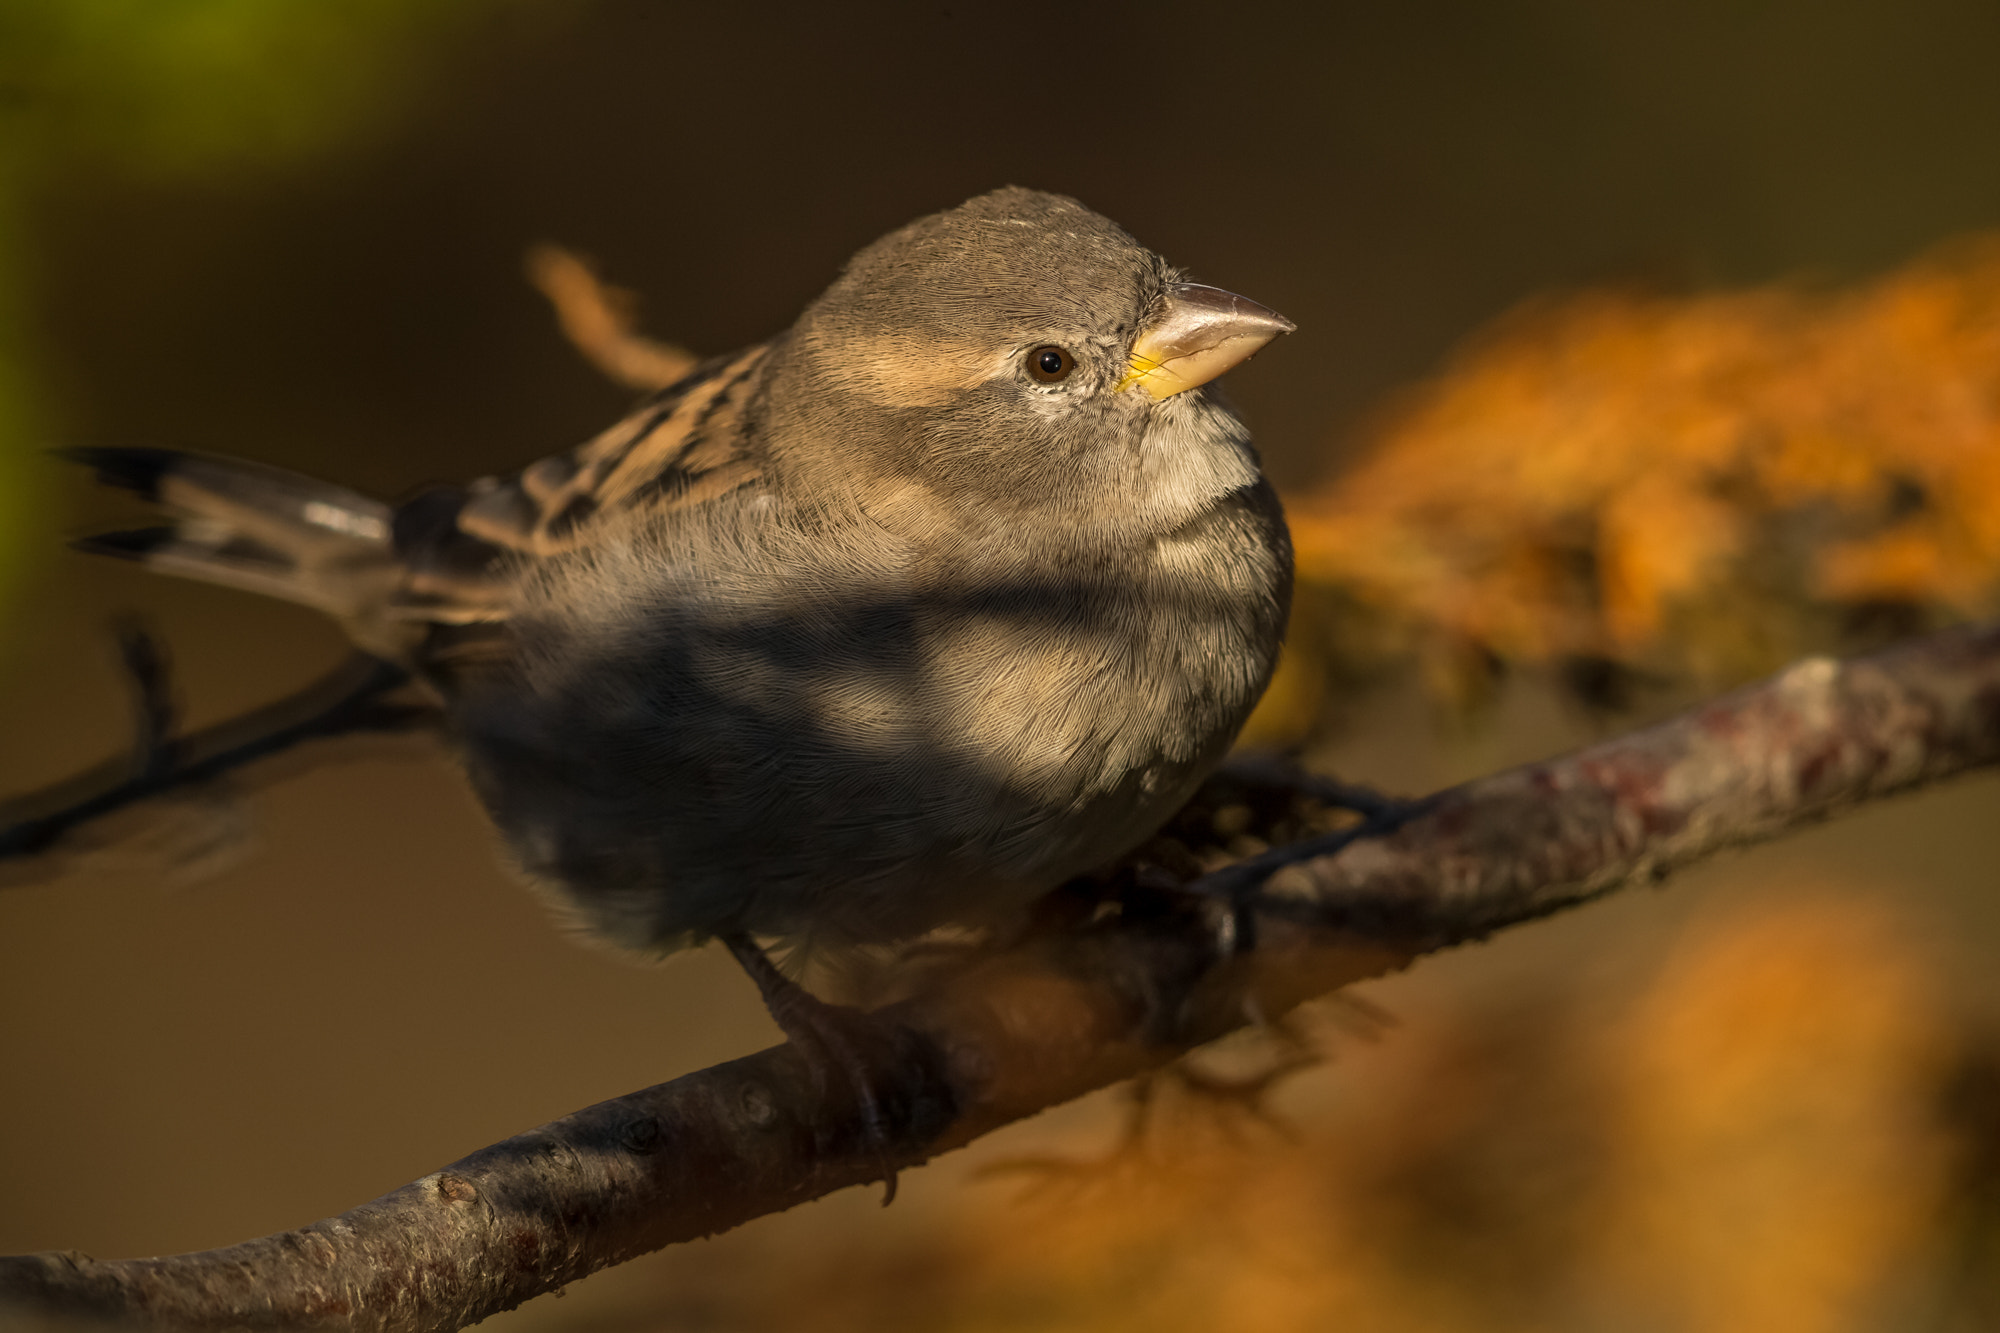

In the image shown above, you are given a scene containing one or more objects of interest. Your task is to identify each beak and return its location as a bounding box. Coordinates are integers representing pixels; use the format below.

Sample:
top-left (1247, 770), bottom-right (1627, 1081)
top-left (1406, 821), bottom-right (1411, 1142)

top-left (1120, 283), bottom-right (1296, 399)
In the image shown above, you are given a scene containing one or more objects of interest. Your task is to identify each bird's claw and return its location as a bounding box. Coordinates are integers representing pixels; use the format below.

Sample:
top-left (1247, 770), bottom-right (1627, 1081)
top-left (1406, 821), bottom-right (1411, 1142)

top-left (722, 934), bottom-right (949, 1204)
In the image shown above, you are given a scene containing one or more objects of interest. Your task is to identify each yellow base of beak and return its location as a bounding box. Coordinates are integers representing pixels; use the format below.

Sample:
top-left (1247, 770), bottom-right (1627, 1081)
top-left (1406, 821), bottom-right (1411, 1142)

top-left (1119, 283), bottom-right (1296, 400)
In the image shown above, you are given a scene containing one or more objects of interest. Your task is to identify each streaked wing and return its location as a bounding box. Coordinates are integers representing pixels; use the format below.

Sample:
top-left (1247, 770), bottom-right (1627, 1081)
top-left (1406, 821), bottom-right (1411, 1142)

top-left (392, 343), bottom-right (771, 628)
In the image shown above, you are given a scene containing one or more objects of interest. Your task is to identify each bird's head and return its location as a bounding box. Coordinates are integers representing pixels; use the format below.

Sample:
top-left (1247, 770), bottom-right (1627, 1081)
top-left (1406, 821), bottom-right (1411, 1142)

top-left (768, 187), bottom-right (1294, 538)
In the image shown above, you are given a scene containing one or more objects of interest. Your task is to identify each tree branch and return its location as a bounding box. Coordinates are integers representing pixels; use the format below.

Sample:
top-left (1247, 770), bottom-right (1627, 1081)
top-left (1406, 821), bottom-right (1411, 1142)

top-left (1204, 621), bottom-right (2000, 944)
top-left (0, 645), bottom-right (434, 883)
top-left (4, 620), bottom-right (1998, 1332)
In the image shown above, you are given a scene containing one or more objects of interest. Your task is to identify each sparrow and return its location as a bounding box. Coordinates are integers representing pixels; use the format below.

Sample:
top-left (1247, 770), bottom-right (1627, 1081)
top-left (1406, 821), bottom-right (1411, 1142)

top-left (69, 187), bottom-right (1295, 1151)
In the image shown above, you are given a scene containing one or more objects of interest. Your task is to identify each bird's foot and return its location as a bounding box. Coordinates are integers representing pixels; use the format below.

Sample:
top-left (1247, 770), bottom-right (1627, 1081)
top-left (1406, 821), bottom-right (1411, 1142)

top-left (722, 934), bottom-right (950, 1204)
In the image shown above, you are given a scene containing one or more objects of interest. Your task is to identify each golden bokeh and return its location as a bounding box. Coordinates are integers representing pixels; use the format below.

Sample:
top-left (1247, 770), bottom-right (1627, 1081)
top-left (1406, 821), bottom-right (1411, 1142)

top-left (1285, 241), bottom-right (2000, 711)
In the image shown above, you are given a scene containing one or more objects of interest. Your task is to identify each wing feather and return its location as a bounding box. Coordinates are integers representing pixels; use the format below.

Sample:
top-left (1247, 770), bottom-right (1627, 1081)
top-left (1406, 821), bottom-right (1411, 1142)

top-left (393, 343), bottom-right (771, 627)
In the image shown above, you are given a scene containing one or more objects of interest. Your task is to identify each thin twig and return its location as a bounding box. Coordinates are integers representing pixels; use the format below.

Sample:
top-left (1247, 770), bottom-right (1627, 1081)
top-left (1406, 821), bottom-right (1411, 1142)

top-left (114, 619), bottom-right (179, 782)
top-left (1216, 751), bottom-right (1413, 821)
top-left (523, 245), bottom-right (701, 392)
top-left (0, 649), bottom-right (435, 876)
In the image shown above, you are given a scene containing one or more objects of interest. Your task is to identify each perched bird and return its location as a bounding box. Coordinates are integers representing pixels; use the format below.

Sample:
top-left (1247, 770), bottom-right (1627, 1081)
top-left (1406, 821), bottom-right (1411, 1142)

top-left (69, 187), bottom-right (1295, 1149)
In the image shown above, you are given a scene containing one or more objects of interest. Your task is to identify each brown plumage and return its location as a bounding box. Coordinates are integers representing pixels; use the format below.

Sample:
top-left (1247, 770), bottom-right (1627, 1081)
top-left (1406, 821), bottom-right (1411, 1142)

top-left (70, 187), bottom-right (1296, 963)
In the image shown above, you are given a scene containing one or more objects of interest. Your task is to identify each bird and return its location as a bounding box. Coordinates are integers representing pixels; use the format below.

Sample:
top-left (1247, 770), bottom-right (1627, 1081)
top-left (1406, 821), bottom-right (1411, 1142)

top-left (66, 186), bottom-right (1296, 1167)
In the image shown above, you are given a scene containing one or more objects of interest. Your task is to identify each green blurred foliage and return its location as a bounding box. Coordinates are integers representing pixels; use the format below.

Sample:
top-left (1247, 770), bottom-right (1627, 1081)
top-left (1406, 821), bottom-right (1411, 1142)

top-left (0, 193), bottom-right (41, 630)
top-left (0, 0), bottom-right (543, 626)
top-left (0, 0), bottom-right (530, 174)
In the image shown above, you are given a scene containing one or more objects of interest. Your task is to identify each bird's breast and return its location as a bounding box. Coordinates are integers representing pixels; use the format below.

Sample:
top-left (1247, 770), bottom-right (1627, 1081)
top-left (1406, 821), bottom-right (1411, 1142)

top-left (455, 492), bottom-right (1285, 951)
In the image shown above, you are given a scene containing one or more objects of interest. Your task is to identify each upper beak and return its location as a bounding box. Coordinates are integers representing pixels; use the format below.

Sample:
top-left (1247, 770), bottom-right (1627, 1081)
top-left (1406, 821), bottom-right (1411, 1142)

top-left (1121, 283), bottom-right (1296, 399)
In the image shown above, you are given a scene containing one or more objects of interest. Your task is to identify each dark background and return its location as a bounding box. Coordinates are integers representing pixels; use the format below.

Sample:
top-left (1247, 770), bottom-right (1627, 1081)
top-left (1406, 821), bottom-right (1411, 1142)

top-left (5, 3), bottom-right (2000, 1327)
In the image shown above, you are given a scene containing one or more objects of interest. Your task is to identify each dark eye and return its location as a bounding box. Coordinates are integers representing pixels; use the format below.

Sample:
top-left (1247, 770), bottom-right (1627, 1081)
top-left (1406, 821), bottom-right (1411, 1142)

top-left (1026, 345), bottom-right (1075, 384)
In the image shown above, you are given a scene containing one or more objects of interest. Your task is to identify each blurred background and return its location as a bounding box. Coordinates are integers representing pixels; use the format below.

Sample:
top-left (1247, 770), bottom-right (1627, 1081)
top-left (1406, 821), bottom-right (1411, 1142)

top-left (5, 2), bottom-right (2000, 1329)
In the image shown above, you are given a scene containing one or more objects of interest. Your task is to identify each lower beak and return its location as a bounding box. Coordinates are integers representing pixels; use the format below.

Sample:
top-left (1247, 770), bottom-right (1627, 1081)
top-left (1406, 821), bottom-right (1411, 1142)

top-left (1120, 283), bottom-right (1296, 399)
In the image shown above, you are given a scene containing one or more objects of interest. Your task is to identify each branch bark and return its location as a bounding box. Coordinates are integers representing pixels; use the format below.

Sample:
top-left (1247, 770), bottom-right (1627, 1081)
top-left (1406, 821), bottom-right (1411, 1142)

top-left (4, 620), bottom-right (1998, 1332)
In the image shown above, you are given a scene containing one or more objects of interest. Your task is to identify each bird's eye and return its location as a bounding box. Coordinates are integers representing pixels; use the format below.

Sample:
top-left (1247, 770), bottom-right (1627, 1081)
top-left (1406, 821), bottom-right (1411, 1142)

top-left (1026, 345), bottom-right (1075, 384)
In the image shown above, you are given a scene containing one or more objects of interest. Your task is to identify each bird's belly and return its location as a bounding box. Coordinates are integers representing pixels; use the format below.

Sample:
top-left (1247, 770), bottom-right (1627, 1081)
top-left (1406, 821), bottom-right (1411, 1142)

top-left (454, 589), bottom-right (1269, 954)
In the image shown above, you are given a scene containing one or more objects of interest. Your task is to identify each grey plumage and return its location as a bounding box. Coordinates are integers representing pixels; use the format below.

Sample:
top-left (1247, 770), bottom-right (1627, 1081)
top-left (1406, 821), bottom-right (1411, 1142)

top-left (73, 187), bottom-right (1295, 961)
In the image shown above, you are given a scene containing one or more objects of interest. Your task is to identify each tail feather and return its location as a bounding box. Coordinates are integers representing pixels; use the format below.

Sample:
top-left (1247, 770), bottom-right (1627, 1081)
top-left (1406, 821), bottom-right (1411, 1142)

top-left (60, 446), bottom-right (178, 498)
top-left (66, 447), bottom-right (411, 655)
top-left (64, 446), bottom-right (394, 550)
top-left (70, 525), bottom-right (178, 560)
top-left (74, 526), bottom-right (315, 607)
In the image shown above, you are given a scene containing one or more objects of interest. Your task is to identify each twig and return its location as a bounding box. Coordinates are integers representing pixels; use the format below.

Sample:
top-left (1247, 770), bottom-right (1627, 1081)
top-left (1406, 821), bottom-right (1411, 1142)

top-left (3, 620), bottom-right (1995, 1331)
top-left (114, 619), bottom-right (180, 782)
top-left (523, 245), bottom-right (700, 392)
top-left (0, 648), bottom-right (436, 877)
top-left (1215, 750), bottom-right (1412, 821)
